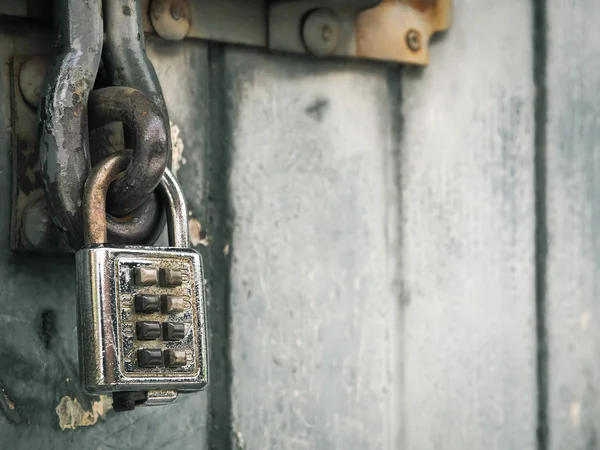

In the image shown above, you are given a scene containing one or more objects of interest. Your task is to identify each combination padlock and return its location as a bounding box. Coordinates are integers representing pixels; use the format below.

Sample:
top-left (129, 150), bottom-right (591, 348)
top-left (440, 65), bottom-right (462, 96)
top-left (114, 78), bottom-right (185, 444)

top-left (75, 152), bottom-right (208, 412)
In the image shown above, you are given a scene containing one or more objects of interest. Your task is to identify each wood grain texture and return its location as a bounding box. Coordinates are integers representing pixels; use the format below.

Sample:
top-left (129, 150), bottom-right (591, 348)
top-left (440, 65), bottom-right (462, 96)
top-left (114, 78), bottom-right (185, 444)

top-left (225, 51), bottom-right (402, 450)
top-left (546, 1), bottom-right (600, 448)
top-left (0, 2), bottom-right (542, 448)
top-left (401, 1), bottom-right (537, 448)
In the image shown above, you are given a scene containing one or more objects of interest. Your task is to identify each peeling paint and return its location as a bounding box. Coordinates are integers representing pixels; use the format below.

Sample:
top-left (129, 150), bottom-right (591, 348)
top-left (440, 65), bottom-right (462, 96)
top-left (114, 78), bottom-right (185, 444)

top-left (55, 395), bottom-right (112, 431)
top-left (189, 217), bottom-right (209, 246)
top-left (581, 311), bottom-right (591, 331)
top-left (235, 431), bottom-right (246, 449)
top-left (170, 121), bottom-right (186, 176)
top-left (570, 402), bottom-right (581, 427)
top-left (0, 381), bottom-right (20, 424)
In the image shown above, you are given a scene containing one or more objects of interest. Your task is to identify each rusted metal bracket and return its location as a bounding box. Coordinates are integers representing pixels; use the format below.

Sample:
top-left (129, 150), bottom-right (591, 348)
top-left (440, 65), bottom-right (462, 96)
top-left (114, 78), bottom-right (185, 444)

top-left (2, 0), bottom-right (451, 66)
top-left (9, 56), bottom-right (72, 253)
top-left (357, 0), bottom-right (452, 65)
top-left (269, 0), bottom-right (451, 65)
top-left (142, 0), bottom-right (452, 65)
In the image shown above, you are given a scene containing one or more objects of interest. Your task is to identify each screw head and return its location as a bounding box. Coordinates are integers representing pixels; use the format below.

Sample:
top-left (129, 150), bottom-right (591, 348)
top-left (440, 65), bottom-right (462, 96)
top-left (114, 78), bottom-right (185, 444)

top-left (170, 4), bottom-right (182, 20)
top-left (150, 0), bottom-right (190, 41)
top-left (406, 29), bottom-right (422, 52)
top-left (302, 8), bottom-right (340, 56)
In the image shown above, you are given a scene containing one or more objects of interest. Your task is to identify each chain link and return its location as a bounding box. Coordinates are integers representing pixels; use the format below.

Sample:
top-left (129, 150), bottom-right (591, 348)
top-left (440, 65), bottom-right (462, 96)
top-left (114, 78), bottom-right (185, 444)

top-left (39, 0), bottom-right (171, 248)
top-left (88, 87), bottom-right (168, 217)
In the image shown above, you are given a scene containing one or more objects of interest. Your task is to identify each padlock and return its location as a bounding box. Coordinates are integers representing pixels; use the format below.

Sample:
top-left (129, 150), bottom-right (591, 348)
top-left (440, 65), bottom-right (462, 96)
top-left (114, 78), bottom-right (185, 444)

top-left (75, 152), bottom-right (208, 412)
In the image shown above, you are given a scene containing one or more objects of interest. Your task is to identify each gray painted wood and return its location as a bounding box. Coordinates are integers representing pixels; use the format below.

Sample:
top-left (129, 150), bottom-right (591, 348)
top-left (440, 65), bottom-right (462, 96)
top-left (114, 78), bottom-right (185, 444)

top-left (401, 1), bottom-right (537, 449)
top-left (0, 1), bottom-right (541, 449)
top-left (225, 50), bottom-right (401, 450)
top-left (226, 2), bottom-right (537, 449)
top-left (546, 1), bottom-right (600, 448)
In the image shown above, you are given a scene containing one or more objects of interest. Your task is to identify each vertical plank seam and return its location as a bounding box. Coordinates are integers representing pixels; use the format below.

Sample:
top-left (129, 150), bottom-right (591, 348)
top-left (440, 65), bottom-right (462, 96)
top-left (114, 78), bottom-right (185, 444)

top-left (206, 42), bottom-right (234, 450)
top-left (533, 0), bottom-right (549, 448)
top-left (386, 63), bottom-right (405, 450)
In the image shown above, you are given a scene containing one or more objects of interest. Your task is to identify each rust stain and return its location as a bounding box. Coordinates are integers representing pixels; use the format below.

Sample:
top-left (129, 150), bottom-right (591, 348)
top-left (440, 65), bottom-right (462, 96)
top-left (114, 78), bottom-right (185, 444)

top-left (406, 0), bottom-right (437, 12)
top-left (405, 0), bottom-right (450, 32)
top-left (111, 213), bottom-right (135, 223)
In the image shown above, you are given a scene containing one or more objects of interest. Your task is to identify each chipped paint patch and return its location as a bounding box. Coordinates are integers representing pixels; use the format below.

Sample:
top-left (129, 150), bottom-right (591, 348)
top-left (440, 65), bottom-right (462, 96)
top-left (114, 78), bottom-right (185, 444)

top-left (189, 217), bottom-right (209, 246)
top-left (56, 395), bottom-right (112, 430)
top-left (570, 402), bottom-right (581, 427)
top-left (170, 122), bottom-right (186, 177)
top-left (235, 431), bottom-right (246, 449)
top-left (581, 311), bottom-right (592, 331)
top-left (3, 393), bottom-right (16, 411)
top-left (0, 382), bottom-right (21, 424)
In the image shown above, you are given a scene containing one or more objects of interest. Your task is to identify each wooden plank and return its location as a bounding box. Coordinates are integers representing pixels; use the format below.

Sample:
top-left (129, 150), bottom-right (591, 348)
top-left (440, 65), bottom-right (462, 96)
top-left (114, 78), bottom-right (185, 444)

top-left (401, 1), bottom-right (537, 448)
top-left (546, 1), bottom-right (600, 448)
top-left (225, 51), bottom-right (402, 449)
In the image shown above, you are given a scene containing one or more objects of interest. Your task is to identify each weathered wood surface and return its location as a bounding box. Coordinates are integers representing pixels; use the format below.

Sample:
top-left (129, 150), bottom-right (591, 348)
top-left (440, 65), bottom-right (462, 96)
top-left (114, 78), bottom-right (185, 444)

top-left (225, 51), bottom-right (401, 449)
top-left (0, 0), bottom-right (552, 448)
top-left (546, 1), bottom-right (600, 449)
top-left (401, 1), bottom-right (537, 449)
top-left (226, 1), bottom-right (537, 449)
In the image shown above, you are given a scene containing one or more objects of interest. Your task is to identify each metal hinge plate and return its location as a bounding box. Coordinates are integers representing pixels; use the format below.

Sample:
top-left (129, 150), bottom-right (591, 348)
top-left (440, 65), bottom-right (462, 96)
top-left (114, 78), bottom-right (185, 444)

top-left (3, 0), bottom-right (451, 66)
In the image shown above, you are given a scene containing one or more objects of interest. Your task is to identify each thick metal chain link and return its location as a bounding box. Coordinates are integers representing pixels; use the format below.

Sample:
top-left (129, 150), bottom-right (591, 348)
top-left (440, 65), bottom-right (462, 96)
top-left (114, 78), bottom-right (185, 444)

top-left (39, 0), bottom-right (171, 249)
top-left (88, 87), bottom-right (168, 217)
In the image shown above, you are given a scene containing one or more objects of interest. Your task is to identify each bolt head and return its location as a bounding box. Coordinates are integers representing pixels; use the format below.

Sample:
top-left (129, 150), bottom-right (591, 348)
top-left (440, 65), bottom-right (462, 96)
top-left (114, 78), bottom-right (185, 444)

top-left (406, 29), bottom-right (422, 52)
top-left (302, 8), bottom-right (340, 56)
top-left (150, 0), bottom-right (191, 41)
top-left (18, 57), bottom-right (48, 109)
top-left (170, 5), bottom-right (182, 20)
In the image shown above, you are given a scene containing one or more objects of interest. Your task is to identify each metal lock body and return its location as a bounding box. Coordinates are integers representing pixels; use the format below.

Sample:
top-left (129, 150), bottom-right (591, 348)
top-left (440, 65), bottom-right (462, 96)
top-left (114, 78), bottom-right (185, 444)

top-left (76, 153), bottom-right (208, 410)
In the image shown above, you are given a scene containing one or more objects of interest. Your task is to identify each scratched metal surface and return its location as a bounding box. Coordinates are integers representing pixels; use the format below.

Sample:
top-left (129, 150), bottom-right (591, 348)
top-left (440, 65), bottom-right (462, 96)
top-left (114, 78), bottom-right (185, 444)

top-left (0, 2), bottom-right (544, 450)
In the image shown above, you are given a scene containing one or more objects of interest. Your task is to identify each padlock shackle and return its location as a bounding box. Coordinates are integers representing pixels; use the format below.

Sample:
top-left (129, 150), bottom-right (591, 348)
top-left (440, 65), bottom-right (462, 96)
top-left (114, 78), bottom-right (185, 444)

top-left (83, 152), bottom-right (189, 247)
top-left (156, 165), bottom-right (190, 248)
